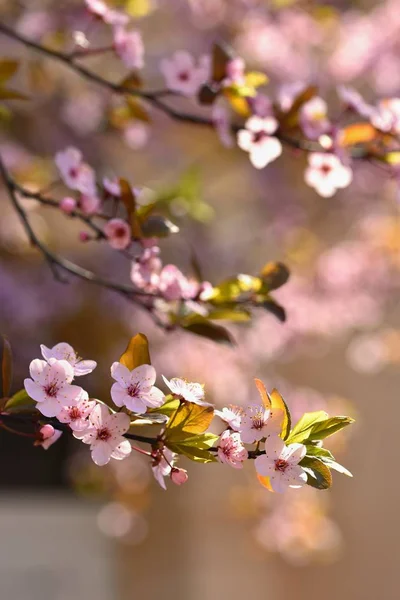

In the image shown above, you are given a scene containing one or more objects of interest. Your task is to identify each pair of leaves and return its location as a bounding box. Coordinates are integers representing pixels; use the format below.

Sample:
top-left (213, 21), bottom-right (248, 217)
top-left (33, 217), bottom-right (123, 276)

top-left (305, 445), bottom-right (353, 478)
top-left (164, 401), bottom-right (217, 463)
top-left (254, 379), bottom-right (291, 440)
top-left (286, 411), bottom-right (354, 445)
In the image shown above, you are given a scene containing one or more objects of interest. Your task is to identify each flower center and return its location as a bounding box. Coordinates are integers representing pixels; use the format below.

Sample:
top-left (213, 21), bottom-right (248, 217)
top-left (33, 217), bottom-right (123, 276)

top-left (69, 167), bottom-right (78, 179)
top-left (321, 164), bottom-right (332, 175)
top-left (97, 427), bottom-right (111, 441)
top-left (128, 383), bottom-right (140, 397)
top-left (115, 226), bottom-right (127, 238)
top-left (253, 130), bottom-right (267, 144)
top-left (251, 411), bottom-right (265, 430)
top-left (44, 382), bottom-right (59, 397)
top-left (178, 71), bottom-right (190, 82)
top-left (274, 458), bottom-right (288, 472)
top-left (69, 406), bottom-right (82, 420)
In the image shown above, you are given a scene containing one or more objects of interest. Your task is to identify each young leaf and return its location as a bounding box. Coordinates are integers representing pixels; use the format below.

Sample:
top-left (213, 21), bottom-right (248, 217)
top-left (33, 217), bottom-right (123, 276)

top-left (211, 42), bottom-right (235, 83)
top-left (300, 456), bottom-right (332, 490)
top-left (166, 432), bottom-right (218, 463)
top-left (258, 297), bottom-right (286, 322)
top-left (2, 335), bottom-right (13, 397)
top-left (307, 416), bottom-right (355, 441)
top-left (182, 317), bottom-right (235, 345)
top-left (119, 179), bottom-right (143, 238)
top-left (0, 59), bottom-right (19, 84)
top-left (269, 388), bottom-right (291, 440)
top-left (286, 411), bottom-right (328, 444)
top-left (5, 389), bottom-right (35, 411)
top-left (207, 308), bottom-right (251, 322)
top-left (125, 96), bottom-right (151, 122)
top-left (254, 378), bottom-right (271, 410)
top-left (140, 215), bottom-right (179, 238)
top-left (259, 262), bottom-right (290, 291)
top-left (165, 401), bottom-right (214, 438)
top-left (119, 333), bottom-right (151, 370)
top-left (257, 474), bottom-right (274, 492)
top-left (148, 395), bottom-right (180, 417)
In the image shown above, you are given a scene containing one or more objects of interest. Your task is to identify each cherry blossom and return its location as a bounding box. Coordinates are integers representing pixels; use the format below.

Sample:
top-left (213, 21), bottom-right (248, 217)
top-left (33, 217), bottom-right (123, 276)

top-left (110, 363), bottom-right (164, 413)
top-left (371, 98), bottom-right (400, 134)
top-left (160, 51), bottom-right (210, 96)
top-left (237, 116), bottom-right (282, 169)
top-left (58, 391), bottom-right (96, 431)
top-left (337, 85), bottom-right (374, 117)
top-left (218, 430), bottom-right (248, 469)
top-left (130, 247), bottom-right (162, 293)
top-left (224, 57), bottom-right (246, 86)
top-left (59, 197), bottom-right (77, 214)
top-left (40, 342), bottom-right (97, 376)
top-left (158, 265), bottom-right (199, 301)
top-left (85, 0), bottom-right (129, 26)
top-left (79, 193), bottom-right (101, 216)
top-left (215, 405), bottom-right (243, 431)
top-left (35, 424), bottom-right (62, 450)
top-left (113, 27), bottom-right (144, 70)
top-left (103, 177), bottom-right (121, 197)
top-left (300, 97), bottom-right (330, 140)
top-left (239, 404), bottom-right (283, 444)
top-left (54, 147), bottom-right (96, 196)
top-left (254, 436), bottom-right (307, 493)
top-left (162, 375), bottom-right (209, 406)
top-left (152, 448), bottom-right (176, 490)
top-left (123, 122), bottom-right (150, 150)
top-left (171, 467), bottom-right (189, 485)
top-left (104, 218), bottom-right (131, 250)
top-left (304, 152), bottom-right (353, 198)
top-left (73, 403), bottom-right (132, 466)
top-left (24, 358), bottom-right (83, 417)
top-left (212, 103), bottom-right (234, 148)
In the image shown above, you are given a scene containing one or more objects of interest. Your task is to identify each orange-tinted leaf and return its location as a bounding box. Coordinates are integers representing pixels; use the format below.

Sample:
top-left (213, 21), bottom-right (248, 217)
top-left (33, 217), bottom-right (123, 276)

top-left (119, 333), bottom-right (151, 370)
top-left (223, 88), bottom-right (251, 117)
top-left (254, 378), bottom-right (271, 410)
top-left (126, 96), bottom-right (151, 122)
top-left (212, 42), bottom-right (234, 83)
top-left (119, 178), bottom-right (142, 238)
top-left (339, 123), bottom-right (378, 147)
top-left (0, 59), bottom-right (19, 84)
top-left (260, 261), bottom-right (290, 290)
top-left (257, 474), bottom-right (274, 492)
top-left (270, 388), bottom-right (291, 440)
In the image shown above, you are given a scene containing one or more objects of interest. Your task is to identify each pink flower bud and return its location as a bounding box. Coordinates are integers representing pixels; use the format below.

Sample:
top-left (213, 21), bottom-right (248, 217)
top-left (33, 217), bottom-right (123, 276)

top-left (35, 424), bottom-right (62, 450)
top-left (40, 424), bottom-right (55, 439)
top-left (79, 231), bottom-right (90, 242)
top-left (170, 467), bottom-right (188, 486)
top-left (60, 196), bottom-right (77, 214)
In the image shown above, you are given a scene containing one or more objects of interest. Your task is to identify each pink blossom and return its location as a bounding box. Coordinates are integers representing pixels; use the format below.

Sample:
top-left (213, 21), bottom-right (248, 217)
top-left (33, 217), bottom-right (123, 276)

top-left (58, 391), bottom-right (96, 431)
top-left (79, 193), bottom-right (101, 215)
top-left (304, 153), bottom-right (353, 198)
top-left (337, 86), bottom-right (374, 118)
top-left (60, 197), bottom-right (77, 214)
top-left (74, 403), bottom-right (132, 466)
top-left (171, 467), bottom-right (188, 485)
top-left (103, 177), bottom-right (121, 197)
top-left (237, 116), bottom-right (282, 169)
top-left (212, 103), bottom-right (234, 148)
top-left (110, 363), bottom-right (164, 413)
top-left (224, 57), bottom-right (246, 86)
top-left (300, 97), bottom-right (330, 140)
top-left (24, 358), bottom-right (83, 417)
top-left (160, 51), bottom-right (210, 96)
top-left (254, 436), bottom-right (307, 493)
top-left (162, 375), bottom-right (209, 406)
top-left (85, 0), bottom-right (129, 26)
top-left (371, 98), bottom-right (400, 134)
top-left (130, 247), bottom-right (162, 292)
top-left (40, 342), bottom-right (97, 376)
top-left (218, 430), bottom-right (248, 469)
top-left (104, 218), bottom-right (131, 250)
top-left (239, 404), bottom-right (283, 444)
top-left (113, 27), bottom-right (144, 70)
top-left (215, 405), bottom-right (243, 431)
top-left (277, 82), bottom-right (306, 112)
top-left (123, 122), bottom-right (150, 150)
top-left (35, 424), bottom-right (62, 450)
top-left (152, 448), bottom-right (176, 490)
top-left (55, 147), bottom-right (96, 196)
top-left (158, 265), bottom-right (199, 301)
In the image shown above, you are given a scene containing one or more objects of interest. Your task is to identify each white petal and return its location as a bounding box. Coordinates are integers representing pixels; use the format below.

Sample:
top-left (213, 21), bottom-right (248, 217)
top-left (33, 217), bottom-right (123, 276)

top-left (110, 382), bottom-right (129, 408)
top-left (130, 364), bottom-right (157, 390)
top-left (140, 386), bottom-right (165, 408)
top-left (24, 378), bottom-right (45, 403)
top-left (91, 441), bottom-right (112, 466)
top-left (107, 411), bottom-right (130, 435)
top-left (263, 435), bottom-right (285, 460)
top-left (89, 403), bottom-right (109, 428)
top-left (36, 398), bottom-right (62, 418)
top-left (74, 359), bottom-right (97, 376)
top-left (29, 359), bottom-right (47, 383)
top-left (254, 454), bottom-right (275, 477)
top-left (110, 362), bottom-right (132, 386)
top-left (110, 438), bottom-right (132, 460)
top-left (237, 129), bottom-right (253, 152)
top-left (285, 443), bottom-right (306, 465)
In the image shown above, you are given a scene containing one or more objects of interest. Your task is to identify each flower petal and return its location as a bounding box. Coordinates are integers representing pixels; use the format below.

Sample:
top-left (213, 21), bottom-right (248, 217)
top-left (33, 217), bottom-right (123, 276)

top-left (91, 441), bottom-right (112, 466)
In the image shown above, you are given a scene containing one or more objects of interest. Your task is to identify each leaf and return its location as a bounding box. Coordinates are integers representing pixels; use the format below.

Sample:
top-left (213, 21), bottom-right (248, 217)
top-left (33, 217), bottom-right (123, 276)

top-left (211, 42), bottom-right (235, 83)
top-left (339, 123), bottom-right (378, 147)
top-left (382, 152), bottom-right (400, 165)
top-left (269, 388), bottom-right (291, 440)
top-left (223, 88), bottom-right (251, 117)
top-left (125, 96), bottom-right (151, 123)
top-left (4, 389), bottom-right (35, 411)
top-left (165, 401), bottom-right (214, 438)
top-left (0, 59), bottom-right (19, 84)
top-left (286, 411), bottom-right (328, 444)
top-left (166, 432), bottom-right (218, 463)
top-left (148, 395), bottom-right (179, 417)
top-left (300, 457), bottom-right (332, 490)
top-left (257, 474), bottom-right (274, 492)
top-left (207, 308), bottom-right (251, 322)
top-left (119, 333), bottom-right (151, 370)
top-left (2, 335), bottom-right (12, 397)
top-left (197, 83), bottom-right (219, 105)
top-left (307, 416), bottom-right (355, 441)
top-left (259, 262), bottom-right (290, 290)
top-left (0, 87), bottom-right (29, 101)
top-left (208, 274), bottom-right (262, 304)
top-left (258, 297), bottom-right (286, 322)
top-left (140, 215), bottom-right (179, 238)
top-left (119, 179), bottom-right (142, 238)
top-left (278, 85), bottom-right (318, 127)
top-left (120, 72), bottom-right (143, 89)
top-left (322, 459), bottom-right (352, 477)
top-left (244, 71), bottom-right (268, 89)
top-left (305, 445), bottom-right (334, 460)
top-left (182, 318), bottom-right (235, 345)
top-left (254, 378), bottom-right (271, 410)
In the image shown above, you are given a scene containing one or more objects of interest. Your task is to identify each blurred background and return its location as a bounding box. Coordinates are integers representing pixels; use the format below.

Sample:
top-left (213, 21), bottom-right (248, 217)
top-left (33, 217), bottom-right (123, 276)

top-left (0, 0), bottom-right (399, 598)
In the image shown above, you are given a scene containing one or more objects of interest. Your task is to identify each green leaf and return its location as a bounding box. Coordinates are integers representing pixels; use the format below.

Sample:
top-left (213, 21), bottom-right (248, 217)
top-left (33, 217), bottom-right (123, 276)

top-left (166, 433), bottom-right (218, 463)
top-left (125, 96), bottom-right (151, 122)
top-left (148, 395), bottom-right (180, 417)
top-left (286, 411), bottom-right (328, 444)
top-left (259, 262), bottom-right (290, 290)
top-left (2, 335), bottom-right (12, 397)
top-left (119, 333), bottom-right (151, 370)
top-left (182, 317), bottom-right (235, 345)
top-left (307, 416), bottom-right (355, 442)
top-left (5, 388), bottom-right (35, 411)
top-left (300, 456), bottom-right (332, 490)
top-left (207, 308), bottom-right (251, 322)
top-left (165, 401), bottom-right (214, 438)
top-left (140, 215), bottom-right (179, 238)
top-left (0, 59), bottom-right (19, 84)
top-left (305, 445), bottom-right (334, 460)
top-left (208, 274), bottom-right (262, 304)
